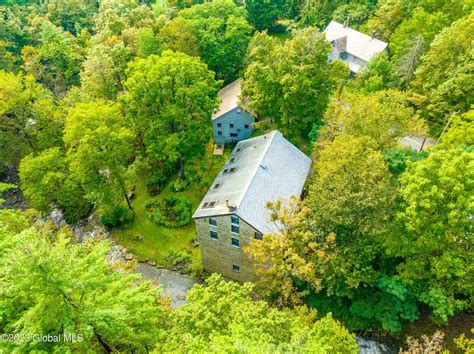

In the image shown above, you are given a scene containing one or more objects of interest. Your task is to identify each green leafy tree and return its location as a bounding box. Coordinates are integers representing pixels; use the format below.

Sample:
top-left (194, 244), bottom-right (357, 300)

top-left (412, 13), bottom-right (474, 129)
top-left (388, 147), bottom-right (474, 321)
top-left (157, 274), bottom-right (358, 352)
top-left (242, 29), bottom-right (346, 137)
top-left (179, 0), bottom-right (253, 82)
top-left (63, 101), bottom-right (134, 210)
top-left (352, 52), bottom-right (396, 92)
top-left (248, 136), bottom-right (420, 332)
top-left (123, 51), bottom-right (220, 178)
top-left (320, 90), bottom-right (425, 149)
top-left (382, 147), bottom-right (428, 176)
top-left (19, 148), bottom-right (91, 223)
top-left (390, 8), bottom-right (450, 85)
top-left (332, 2), bottom-right (374, 29)
top-left (22, 20), bottom-right (84, 96)
top-left (0, 70), bottom-right (61, 166)
top-left (245, 0), bottom-right (290, 31)
top-left (0, 216), bottom-right (164, 352)
top-left (80, 43), bottom-right (133, 100)
top-left (436, 109), bottom-right (474, 149)
top-left (160, 17), bottom-right (200, 57)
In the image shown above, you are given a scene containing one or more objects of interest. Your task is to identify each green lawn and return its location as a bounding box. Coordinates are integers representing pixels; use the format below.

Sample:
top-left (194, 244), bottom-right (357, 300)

top-left (112, 142), bottom-right (230, 269)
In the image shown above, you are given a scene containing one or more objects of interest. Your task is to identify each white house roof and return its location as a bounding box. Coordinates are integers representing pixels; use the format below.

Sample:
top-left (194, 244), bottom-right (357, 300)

top-left (212, 79), bottom-right (242, 121)
top-left (323, 20), bottom-right (388, 63)
top-left (192, 131), bottom-right (312, 234)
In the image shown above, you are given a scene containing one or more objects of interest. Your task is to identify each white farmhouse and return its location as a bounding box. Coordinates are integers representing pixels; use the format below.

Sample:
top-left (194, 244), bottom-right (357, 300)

top-left (324, 20), bottom-right (388, 74)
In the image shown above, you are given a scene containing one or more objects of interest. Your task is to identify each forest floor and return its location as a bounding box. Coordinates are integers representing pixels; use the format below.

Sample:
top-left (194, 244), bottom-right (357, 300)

top-left (112, 141), bottom-right (230, 271)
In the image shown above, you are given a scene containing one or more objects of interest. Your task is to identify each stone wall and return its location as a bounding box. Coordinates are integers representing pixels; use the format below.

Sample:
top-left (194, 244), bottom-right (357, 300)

top-left (195, 214), bottom-right (260, 282)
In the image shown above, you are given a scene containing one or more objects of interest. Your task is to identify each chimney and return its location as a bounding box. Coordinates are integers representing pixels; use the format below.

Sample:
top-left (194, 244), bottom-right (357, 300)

top-left (371, 30), bottom-right (376, 39)
top-left (343, 17), bottom-right (351, 28)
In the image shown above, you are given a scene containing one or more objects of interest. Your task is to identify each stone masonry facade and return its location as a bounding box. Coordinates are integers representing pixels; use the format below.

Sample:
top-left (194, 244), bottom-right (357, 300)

top-left (195, 214), bottom-right (262, 282)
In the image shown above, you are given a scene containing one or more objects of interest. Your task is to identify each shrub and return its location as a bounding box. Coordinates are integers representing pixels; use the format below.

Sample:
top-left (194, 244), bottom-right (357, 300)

top-left (170, 178), bottom-right (189, 192)
top-left (145, 196), bottom-right (192, 228)
top-left (146, 172), bottom-right (168, 196)
top-left (100, 205), bottom-right (134, 229)
top-left (166, 250), bottom-right (192, 271)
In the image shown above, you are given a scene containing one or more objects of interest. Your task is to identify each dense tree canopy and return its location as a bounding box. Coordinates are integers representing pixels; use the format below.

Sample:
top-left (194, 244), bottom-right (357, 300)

top-left (63, 100), bottom-right (134, 209)
top-left (0, 70), bottom-right (60, 166)
top-left (157, 273), bottom-right (358, 352)
top-left (245, 0), bottom-right (290, 31)
top-left (179, 0), bottom-right (253, 82)
top-left (0, 211), bottom-right (164, 352)
top-left (320, 90), bottom-right (425, 149)
top-left (412, 13), bottom-right (474, 130)
top-left (242, 29), bottom-right (346, 137)
top-left (123, 51), bottom-right (220, 177)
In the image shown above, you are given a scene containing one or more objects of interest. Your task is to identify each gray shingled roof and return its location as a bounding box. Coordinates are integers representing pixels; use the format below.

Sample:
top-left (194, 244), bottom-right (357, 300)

top-left (324, 20), bottom-right (388, 62)
top-left (192, 131), bottom-right (312, 234)
top-left (212, 79), bottom-right (241, 121)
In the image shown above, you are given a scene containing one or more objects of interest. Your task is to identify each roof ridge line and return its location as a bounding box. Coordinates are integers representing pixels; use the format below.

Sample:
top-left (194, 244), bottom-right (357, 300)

top-left (235, 131), bottom-right (278, 215)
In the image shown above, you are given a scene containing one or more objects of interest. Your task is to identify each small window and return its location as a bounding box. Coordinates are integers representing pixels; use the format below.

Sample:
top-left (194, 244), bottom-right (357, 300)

top-left (254, 232), bottom-right (263, 240)
top-left (230, 123), bottom-right (234, 128)
top-left (237, 108), bottom-right (242, 114)
top-left (231, 237), bottom-right (240, 247)
top-left (231, 225), bottom-right (239, 234)
top-left (235, 147), bottom-right (242, 152)
top-left (230, 133), bottom-right (238, 137)
top-left (209, 218), bottom-right (217, 226)
top-left (213, 182), bottom-right (222, 190)
top-left (231, 216), bottom-right (239, 225)
top-left (217, 123), bottom-right (222, 128)
top-left (244, 124), bottom-right (250, 129)
top-left (223, 168), bottom-right (229, 174)
top-left (217, 131), bottom-right (222, 136)
top-left (229, 167), bottom-right (237, 173)
top-left (229, 157), bottom-right (237, 163)
top-left (232, 264), bottom-right (240, 273)
top-left (203, 200), bottom-right (217, 208)
top-left (210, 230), bottom-right (218, 240)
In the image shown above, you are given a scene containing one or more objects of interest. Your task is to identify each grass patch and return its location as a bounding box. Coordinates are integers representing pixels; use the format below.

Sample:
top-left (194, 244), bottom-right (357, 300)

top-left (112, 141), bottom-right (231, 271)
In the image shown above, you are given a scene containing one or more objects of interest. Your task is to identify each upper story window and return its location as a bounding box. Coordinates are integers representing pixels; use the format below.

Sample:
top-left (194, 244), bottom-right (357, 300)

top-left (230, 123), bottom-right (234, 128)
top-left (231, 237), bottom-right (240, 248)
top-left (237, 108), bottom-right (242, 114)
top-left (210, 230), bottom-right (218, 240)
top-left (202, 200), bottom-right (217, 209)
top-left (230, 133), bottom-right (238, 137)
top-left (217, 131), bottom-right (222, 136)
top-left (231, 216), bottom-right (239, 225)
top-left (229, 157), bottom-right (237, 163)
top-left (209, 218), bottom-right (217, 226)
top-left (244, 124), bottom-right (250, 129)
top-left (232, 264), bottom-right (240, 273)
top-left (254, 232), bottom-right (263, 240)
top-left (213, 182), bottom-right (222, 190)
top-left (217, 123), bottom-right (222, 128)
top-left (231, 225), bottom-right (239, 234)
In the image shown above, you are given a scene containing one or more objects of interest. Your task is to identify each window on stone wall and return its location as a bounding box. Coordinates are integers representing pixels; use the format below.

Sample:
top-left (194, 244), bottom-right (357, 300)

top-left (254, 232), bottom-right (263, 240)
top-left (245, 124), bottom-right (249, 129)
top-left (230, 123), bottom-right (234, 128)
top-left (209, 218), bottom-right (217, 226)
top-left (231, 237), bottom-right (239, 248)
top-left (217, 123), bottom-right (222, 127)
top-left (230, 133), bottom-right (238, 137)
top-left (232, 264), bottom-right (240, 273)
top-left (231, 225), bottom-right (239, 234)
top-left (217, 131), bottom-right (222, 136)
top-left (210, 230), bottom-right (218, 240)
top-left (231, 216), bottom-right (239, 225)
